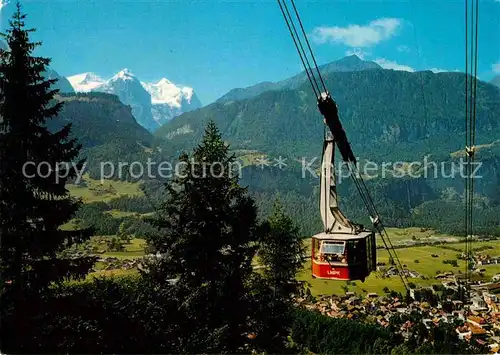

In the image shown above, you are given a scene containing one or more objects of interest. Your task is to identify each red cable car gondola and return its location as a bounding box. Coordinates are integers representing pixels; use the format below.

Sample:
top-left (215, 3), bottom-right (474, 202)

top-left (311, 232), bottom-right (376, 282)
top-left (311, 127), bottom-right (376, 282)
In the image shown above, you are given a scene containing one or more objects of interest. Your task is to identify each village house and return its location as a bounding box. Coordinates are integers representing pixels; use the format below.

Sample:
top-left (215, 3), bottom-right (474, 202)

top-left (451, 300), bottom-right (464, 310)
top-left (492, 274), bottom-right (500, 282)
top-left (477, 257), bottom-right (500, 266)
top-left (299, 283), bottom-right (500, 351)
top-left (467, 315), bottom-right (489, 329)
top-left (456, 325), bottom-right (471, 340)
top-left (471, 296), bottom-right (488, 311)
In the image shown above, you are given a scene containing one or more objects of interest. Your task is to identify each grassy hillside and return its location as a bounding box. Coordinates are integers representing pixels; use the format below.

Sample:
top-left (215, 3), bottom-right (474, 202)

top-left (67, 174), bottom-right (144, 203)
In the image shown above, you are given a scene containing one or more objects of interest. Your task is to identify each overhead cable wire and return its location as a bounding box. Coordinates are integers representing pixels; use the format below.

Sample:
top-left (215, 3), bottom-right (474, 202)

top-left (409, 20), bottom-right (431, 157)
top-left (470, 0), bottom-right (479, 276)
top-left (464, 0), bottom-right (470, 295)
top-left (289, 0), bottom-right (328, 93)
top-left (468, 0), bottom-right (479, 297)
top-left (463, 0), bottom-right (479, 304)
top-left (277, 0), bottom-right (319, 97)
top-left (281, 0), bottom-right (320, 93)
top-left (278, 0), bottom-right (321, 96)
top-left (347, 162), bottom-right (409, 290)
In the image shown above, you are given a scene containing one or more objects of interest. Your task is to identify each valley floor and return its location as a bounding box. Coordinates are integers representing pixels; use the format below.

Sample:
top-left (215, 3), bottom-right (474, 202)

top-left (65, 176), bottom-right (500, 296)
top-left (83, 228), bottom-right (500, 297)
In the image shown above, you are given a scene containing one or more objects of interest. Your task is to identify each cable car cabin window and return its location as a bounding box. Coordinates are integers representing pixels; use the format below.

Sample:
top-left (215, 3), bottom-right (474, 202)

top-left (321, 242), bottom-right (344, 254)
top-left (320, 241), bottom-right (346, 263)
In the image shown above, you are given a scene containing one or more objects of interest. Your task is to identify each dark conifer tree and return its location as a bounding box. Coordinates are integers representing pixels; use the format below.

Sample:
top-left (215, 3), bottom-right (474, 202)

top-left (146, 120), bottom-right (259, 353)
top-left (0, 4), bottom-right (94, 350)
top-left (252, 200), bottom-right (306, 352)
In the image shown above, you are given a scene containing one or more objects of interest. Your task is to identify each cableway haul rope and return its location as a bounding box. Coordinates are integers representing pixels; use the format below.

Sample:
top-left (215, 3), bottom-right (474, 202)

top-left (277, 0), bottom-right (409, 291)
top-left (463, 0), bottom-right (479, 304)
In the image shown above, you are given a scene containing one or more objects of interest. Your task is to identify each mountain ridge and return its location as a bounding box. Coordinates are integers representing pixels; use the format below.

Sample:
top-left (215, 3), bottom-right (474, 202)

top-left (43, 68), bottom-right (75, 94)
top-left (47, 92), bottom-right (155, 179)
top-left (51, 92), bottom-right (152, 148)
top-left (216, 55), bottom-right (382, 103)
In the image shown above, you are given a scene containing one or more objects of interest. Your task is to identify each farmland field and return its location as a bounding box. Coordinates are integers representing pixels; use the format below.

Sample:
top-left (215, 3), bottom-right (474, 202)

top-left (67, 174), bottom-right (143, 203)
top-left (299, 245), bottom-right (463, 297)
top-left (91, 237), bottom-right (146, 259)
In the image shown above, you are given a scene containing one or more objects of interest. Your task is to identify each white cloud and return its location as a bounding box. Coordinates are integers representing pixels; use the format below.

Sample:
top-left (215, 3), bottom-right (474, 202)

top-left (312, 18), bottom-right (401, 47)
top-left (345, 48), bottom-right (369, 59)
top-left (493, 62), bottom-right (500, 74)
top-left (374, 58), bottom-right (415, 72)
top-left (397, 45), bottom-right (410, 53)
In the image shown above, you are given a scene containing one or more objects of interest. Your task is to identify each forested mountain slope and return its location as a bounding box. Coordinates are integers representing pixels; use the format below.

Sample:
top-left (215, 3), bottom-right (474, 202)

top-left (49, 69), bottom-right (500, 236)
top-left (157, 69), bottom-right (500, 162)
top-left (47, 93), bottom-right (157, 178)
top-left (51, 93), bottom-right (153, 148)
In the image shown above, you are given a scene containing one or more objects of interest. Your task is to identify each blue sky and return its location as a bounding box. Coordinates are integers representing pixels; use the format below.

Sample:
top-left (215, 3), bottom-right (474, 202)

top-left (1, 0), bottom-right (499, 104)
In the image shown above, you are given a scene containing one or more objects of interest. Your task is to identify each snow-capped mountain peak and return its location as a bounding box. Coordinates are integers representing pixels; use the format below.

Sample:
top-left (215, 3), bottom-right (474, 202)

top-left (157, 77), bottom-right (173, 86)
top-left (111, 68), bottom-right (136, 82)
top-left (141, 78), bottom-right (196, 107)
top-left (67, 72), bottom-right (105, 92)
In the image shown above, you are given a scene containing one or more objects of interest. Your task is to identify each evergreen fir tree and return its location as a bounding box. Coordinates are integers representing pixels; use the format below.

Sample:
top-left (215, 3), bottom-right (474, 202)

top-left (146, 120), bottom-right (259, 353)
top-left (252, 200), bottom-right (306, 352)
top-left (0, 4), bottom-right (94, 349)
